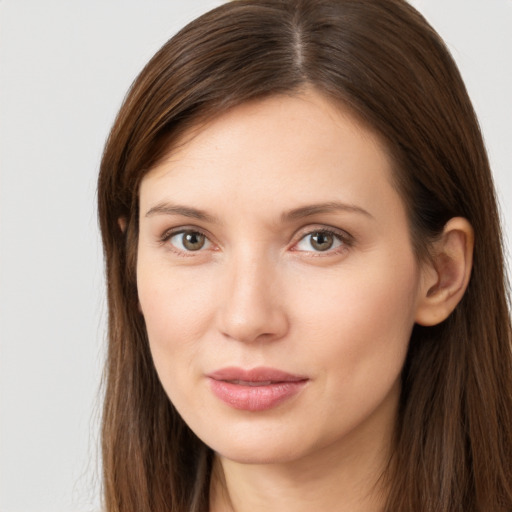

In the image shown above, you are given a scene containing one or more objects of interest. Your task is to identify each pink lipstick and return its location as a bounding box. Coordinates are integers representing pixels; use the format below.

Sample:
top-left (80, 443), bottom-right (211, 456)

top-left (207, 367), bottom-right (308, 411)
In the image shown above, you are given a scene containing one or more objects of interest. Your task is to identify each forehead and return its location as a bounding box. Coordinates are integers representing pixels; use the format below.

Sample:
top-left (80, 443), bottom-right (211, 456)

top-left (139, 90), bottom-right (402, 224)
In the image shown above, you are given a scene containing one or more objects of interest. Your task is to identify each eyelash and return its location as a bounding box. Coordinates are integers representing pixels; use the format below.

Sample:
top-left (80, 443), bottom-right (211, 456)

top-left (159, 226), bottom-right (353, 256)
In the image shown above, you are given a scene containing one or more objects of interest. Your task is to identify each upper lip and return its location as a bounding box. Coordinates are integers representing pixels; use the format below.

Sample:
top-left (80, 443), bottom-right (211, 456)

top-left (207, 366), bottom-right (308, 383)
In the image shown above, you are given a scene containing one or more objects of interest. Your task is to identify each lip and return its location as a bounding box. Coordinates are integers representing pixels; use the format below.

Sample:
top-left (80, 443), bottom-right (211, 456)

top-left (207, 366), bottom-right (309, 411)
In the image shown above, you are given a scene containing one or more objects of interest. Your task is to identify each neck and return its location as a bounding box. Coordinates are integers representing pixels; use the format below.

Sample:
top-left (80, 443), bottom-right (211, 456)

top-left (209, 395), bottom-right (396, 512)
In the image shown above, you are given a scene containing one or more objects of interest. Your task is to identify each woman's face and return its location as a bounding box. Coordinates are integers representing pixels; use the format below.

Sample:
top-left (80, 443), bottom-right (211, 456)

top-left (137, 91), bottom-right (427, 465)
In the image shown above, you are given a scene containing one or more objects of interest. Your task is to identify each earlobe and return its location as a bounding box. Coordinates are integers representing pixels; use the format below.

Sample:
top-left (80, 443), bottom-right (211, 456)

top-left (415, 217), bottom-right (474, 326)
top-left (118, 217), bottom-right (127, 233)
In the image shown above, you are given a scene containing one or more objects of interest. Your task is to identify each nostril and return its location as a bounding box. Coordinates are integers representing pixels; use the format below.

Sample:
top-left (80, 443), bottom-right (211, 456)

top-left (218, 299), bottom-right (289, 344)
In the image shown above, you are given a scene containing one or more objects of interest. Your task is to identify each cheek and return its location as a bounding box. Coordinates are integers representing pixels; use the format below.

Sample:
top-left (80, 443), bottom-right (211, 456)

top-left (292, 255), bottom-right (419, 379)
top-left (136, 262), bottom-right (219, 377)
top-left (283, 257), bottom-right (419, 444)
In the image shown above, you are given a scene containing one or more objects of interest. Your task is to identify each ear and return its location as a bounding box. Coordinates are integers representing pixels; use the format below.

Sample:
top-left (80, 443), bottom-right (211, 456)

top-left (117, 216), bottom-right (143, 312)
top-left (415, 217), bottom-right (474, 326)
top-left (118, 216), bottom-right (127, 233)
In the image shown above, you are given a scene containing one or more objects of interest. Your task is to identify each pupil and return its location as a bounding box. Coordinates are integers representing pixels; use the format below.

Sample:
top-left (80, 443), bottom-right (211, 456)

top-left (183, 232), bottom-right (205, 250)
top-left (311, 232), bottom-right (333, 251)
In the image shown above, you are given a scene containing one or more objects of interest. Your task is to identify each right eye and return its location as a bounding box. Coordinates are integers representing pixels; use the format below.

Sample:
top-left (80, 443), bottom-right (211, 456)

top-left (166, 230), bottom-right (212, 252)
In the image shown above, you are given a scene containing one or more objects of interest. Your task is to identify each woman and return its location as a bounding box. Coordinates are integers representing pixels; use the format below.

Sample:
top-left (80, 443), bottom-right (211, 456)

top-left (97, 0), bottom-right (512, 510)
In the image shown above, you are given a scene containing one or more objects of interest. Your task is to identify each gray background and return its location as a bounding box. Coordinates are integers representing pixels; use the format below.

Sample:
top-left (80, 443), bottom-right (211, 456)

top-left (1, 1), bottom-right (510, 511)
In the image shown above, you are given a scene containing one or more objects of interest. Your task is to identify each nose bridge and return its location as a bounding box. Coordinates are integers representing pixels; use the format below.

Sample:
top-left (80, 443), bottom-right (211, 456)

top-left (218, 246), bottom-right (288, 343)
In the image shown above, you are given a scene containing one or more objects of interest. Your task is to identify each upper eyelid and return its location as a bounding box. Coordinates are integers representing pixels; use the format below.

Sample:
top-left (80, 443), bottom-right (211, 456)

top-left (292, 224), bottom-right (353, 241)
top-left (160, 225), bottom-right (211, 240)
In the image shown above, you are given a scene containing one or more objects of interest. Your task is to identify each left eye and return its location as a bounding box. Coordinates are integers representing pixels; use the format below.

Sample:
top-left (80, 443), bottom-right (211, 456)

top-left (168, 230), bottom-right (212, 252)
top-left (294, 230), bottom-right (344, 252)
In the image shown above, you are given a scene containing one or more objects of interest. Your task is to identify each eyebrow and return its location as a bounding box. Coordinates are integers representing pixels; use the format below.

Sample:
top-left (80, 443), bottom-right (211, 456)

top-left (145, 200), bottom-right (373, 224)
top-left (145, 203), bottom-right (219, 223)
top-left (281, 201), bottom-right (374, 222)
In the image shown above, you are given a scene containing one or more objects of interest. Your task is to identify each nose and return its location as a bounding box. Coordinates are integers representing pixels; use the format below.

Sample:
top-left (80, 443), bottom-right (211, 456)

top-left (217, 252), bottom-right (289, 344)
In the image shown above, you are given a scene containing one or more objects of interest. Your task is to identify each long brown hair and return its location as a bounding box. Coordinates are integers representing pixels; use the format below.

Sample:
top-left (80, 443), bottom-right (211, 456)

top-left (97, 0), bottom-right (512, 510)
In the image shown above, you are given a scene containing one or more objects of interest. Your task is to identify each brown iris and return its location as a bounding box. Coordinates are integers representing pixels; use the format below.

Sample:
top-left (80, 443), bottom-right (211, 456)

top-left (310, 231), bottom-right (334, 251)
top-left (182, 231), bottom-right (206, 251)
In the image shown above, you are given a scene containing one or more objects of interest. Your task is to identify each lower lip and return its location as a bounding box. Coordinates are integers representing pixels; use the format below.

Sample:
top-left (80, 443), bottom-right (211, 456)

top-left (209, 379), bottom-right (307, 411)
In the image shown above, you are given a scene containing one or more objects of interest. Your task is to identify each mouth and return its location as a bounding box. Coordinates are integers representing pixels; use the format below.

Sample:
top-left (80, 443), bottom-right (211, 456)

top-left (225, 380), bottom-right (274, 386)
top-left (207, 367), bottom-right (309, 411)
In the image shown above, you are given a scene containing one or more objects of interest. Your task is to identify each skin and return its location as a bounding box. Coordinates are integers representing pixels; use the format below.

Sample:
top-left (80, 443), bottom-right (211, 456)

top-left (136, 90), bottom-right (472, 511)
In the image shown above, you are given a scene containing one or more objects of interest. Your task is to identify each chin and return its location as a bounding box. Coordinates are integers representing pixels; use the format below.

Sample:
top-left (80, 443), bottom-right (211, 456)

top-left (215, 444), bottom-right (304, 466)
top-left (197, 420), bottom-right (314, 465)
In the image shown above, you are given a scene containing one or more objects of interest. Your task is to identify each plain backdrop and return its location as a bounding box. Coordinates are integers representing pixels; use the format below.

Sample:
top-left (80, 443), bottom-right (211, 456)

top-left (0, 1), bottom-right (510, 511)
